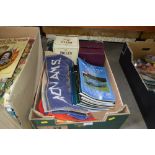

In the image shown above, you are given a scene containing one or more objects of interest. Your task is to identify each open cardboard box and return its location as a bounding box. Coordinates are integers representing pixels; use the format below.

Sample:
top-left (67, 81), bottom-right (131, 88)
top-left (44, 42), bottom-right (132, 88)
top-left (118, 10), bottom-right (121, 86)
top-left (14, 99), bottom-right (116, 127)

top-left (120, 40), bottom-right (155, 128)
top-left (127, 40), bottom-right (155, 90)
top-left (0, 27), bottom-right (43, 128)
top-left (29, 52), bottom-right (130, 129)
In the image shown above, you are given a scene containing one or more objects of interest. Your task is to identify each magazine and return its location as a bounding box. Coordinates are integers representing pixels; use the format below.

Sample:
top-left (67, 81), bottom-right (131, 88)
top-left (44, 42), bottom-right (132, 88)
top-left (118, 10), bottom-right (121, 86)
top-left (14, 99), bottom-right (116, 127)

top-left (78, 58), bottom-right (115, 103)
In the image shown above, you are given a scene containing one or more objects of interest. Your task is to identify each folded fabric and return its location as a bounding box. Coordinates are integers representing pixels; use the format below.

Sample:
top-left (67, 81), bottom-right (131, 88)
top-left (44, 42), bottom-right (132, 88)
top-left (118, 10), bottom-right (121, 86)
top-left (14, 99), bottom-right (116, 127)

top-left (42, 54), bottom-right (87, 113)
top-left (79, 40), bottom-right (104, 49)
top-left (79, 40), bottom-right (105, 66)
top-left (37, 100), bottom-right (96, 122)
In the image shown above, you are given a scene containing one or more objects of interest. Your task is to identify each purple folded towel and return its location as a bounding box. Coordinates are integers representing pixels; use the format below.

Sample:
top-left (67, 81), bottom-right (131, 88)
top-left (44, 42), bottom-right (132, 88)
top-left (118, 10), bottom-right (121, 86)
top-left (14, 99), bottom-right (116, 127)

top-left (79, 40), bottom-right (105, 66)
top-left (79, 40), bottom-right (104, 49)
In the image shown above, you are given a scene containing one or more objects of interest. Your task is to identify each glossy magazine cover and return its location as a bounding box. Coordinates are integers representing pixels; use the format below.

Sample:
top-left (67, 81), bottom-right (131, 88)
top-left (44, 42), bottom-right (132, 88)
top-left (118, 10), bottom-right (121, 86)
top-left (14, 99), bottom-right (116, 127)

top-left (78, 58), bottom-right (115, 102)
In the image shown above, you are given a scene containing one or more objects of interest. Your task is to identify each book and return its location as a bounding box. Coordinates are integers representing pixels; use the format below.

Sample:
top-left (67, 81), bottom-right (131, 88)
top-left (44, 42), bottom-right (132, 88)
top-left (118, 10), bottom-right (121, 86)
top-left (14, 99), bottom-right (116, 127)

top-left (0, 39), bottom-right (34, 101)
top-left (0, 38), bottom-right (29, 79)
top-left (0, 39), bottom-right (34, 121)
top-left (78, 58), bottom-right (115, 103)
top-left (53, 36), bottom-right (79, 64)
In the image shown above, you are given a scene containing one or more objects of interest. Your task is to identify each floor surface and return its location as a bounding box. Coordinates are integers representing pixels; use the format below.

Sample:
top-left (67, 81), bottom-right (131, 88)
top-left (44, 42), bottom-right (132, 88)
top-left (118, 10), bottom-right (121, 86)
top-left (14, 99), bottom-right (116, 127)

top-left (104, 42), bottom-right (147, 129)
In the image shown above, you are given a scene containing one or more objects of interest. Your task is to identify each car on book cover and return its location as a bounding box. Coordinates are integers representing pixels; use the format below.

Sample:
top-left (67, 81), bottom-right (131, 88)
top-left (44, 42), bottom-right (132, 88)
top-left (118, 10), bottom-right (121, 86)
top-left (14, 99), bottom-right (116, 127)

top-left (78, 58), bottom-right (115, 102)
top-left (0, 47), bottom-right (19, 71)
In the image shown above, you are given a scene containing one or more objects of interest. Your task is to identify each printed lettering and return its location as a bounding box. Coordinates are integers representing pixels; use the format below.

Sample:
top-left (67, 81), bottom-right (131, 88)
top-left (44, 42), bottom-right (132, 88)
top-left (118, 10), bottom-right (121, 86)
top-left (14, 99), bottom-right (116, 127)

top-left (53, 95), bottom-right (67, 103)
top-left (48, 82), bottom-right (67, 103)
top-left (51, 59), bottom-right (61, 65)
top-left (49, 66), bottom-right (60, 80)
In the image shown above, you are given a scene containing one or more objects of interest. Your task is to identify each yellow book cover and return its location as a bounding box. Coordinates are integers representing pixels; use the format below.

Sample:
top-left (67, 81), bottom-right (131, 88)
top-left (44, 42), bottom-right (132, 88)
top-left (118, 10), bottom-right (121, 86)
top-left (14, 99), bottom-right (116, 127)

top-left (0, 38), bottom-right (29, 79)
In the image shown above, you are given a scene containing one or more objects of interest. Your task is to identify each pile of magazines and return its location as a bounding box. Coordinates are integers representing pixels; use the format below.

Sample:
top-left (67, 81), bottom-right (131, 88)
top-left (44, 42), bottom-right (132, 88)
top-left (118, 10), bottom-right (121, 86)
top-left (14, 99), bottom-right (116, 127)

top-left (77, 58), bottom-right (115, 111)
top-left (134, 54), bottom-right (155, 92)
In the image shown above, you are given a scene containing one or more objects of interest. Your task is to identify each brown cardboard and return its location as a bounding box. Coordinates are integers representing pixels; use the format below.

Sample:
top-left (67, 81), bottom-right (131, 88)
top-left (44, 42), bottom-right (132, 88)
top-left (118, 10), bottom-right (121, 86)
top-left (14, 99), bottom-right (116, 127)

top-left (126, 41), bottom-right (155, 90)
top-left (29, 52), bottom-right (129, 127)
top-left (88, 55), bottom-right (129, 121)
top-left (0, 27), bottom-right (43, 128)
top-left (127, 41), bottom-right (155, 61)
top-left (120, 41), bottom-right (155, 128)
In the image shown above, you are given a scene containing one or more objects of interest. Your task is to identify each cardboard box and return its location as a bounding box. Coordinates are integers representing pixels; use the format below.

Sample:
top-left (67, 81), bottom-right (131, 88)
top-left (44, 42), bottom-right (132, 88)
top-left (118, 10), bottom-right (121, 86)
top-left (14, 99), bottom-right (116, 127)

top-left (119, 40), bottom-right (155, 128)
top-left (0, 27), bottom-right (43, 128)
top-left (29, 53), bottom-right (130, 129)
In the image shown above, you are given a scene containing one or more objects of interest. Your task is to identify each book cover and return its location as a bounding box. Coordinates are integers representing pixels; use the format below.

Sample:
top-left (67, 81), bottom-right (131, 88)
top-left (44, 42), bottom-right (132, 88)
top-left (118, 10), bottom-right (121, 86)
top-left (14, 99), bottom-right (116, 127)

top-left (78, 58), bottom-right (115, 102)
top-left (0, 39), bottom-right (34, 105)
top-left (53, 36), bottom-right (79, 64)
top-left (0, 38), bottom-right (29, 79)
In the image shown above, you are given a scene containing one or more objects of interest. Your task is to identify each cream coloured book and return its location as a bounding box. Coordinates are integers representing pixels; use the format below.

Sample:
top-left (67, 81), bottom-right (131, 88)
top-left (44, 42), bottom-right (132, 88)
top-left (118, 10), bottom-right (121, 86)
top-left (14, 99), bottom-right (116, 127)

top-left (0, 38), bottom-right (29, 79)
top-left (53, 36), bottom-right (79, 64)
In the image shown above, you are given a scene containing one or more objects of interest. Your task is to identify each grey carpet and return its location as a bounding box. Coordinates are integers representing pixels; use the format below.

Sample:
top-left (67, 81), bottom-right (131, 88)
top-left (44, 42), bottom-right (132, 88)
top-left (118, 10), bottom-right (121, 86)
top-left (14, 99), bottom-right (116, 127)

top-left (104, 42), bottom-right (147, 129)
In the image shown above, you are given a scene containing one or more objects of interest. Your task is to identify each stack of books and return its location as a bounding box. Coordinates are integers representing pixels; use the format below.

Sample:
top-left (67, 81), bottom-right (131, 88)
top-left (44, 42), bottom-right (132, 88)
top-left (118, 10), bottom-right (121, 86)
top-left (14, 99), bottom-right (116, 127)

top-left (134, 55), bottom-right (155, 92)
top-left (0, 38), bottom-right (34, 122)
top-left (77, 58), bottom-right (115, 111)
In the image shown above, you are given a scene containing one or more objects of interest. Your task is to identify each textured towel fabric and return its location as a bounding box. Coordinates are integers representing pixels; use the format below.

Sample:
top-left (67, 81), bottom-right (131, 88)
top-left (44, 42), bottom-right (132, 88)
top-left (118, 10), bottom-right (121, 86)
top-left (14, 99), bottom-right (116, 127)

top-left (79, 40), bottom-right (105, 66)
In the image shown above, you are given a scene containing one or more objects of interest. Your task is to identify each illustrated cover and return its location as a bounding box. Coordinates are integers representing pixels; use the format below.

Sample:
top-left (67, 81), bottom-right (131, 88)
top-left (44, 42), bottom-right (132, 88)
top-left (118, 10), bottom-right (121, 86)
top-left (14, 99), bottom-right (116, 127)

top-left (43, 54), bottom-right (87, 113)
top-left (78, 58), bottom-right (115, 102)
top-left (0, 39), bottom-right (34, 104)
top-left (0, 38), bottom-right (29, 79)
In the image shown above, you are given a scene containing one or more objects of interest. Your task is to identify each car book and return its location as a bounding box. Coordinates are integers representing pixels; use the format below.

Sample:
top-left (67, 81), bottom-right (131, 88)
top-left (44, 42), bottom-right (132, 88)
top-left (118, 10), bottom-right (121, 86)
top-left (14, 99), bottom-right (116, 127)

top-left (78, 58), bottom-right (115, 109)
